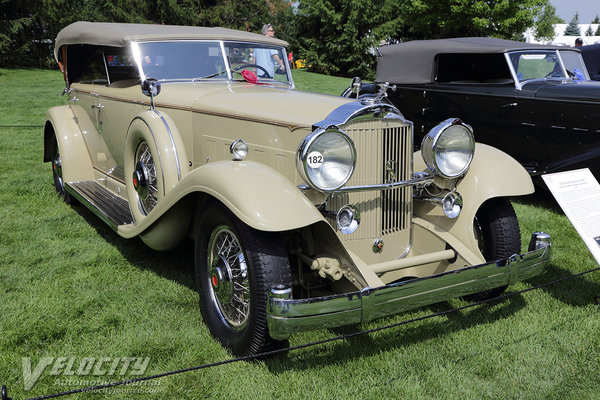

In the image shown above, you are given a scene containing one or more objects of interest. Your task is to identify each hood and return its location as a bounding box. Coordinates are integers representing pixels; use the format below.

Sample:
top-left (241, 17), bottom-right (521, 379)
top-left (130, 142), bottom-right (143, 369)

top-left (157, 82), bottom-right (354, 130)
top-left (532, 80), bottom-right (600, 103)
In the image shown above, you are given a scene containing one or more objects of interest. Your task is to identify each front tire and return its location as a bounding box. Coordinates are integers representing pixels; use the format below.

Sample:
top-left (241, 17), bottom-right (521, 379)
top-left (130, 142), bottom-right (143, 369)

top-left (463, 198), bottom-right (521, 301)
top-left (194, 202), bottom-right (292, 356)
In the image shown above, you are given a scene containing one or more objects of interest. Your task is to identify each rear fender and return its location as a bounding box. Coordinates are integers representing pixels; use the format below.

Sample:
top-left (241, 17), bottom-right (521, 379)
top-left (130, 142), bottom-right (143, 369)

top-left (44, 106), bottom-right (94, 182)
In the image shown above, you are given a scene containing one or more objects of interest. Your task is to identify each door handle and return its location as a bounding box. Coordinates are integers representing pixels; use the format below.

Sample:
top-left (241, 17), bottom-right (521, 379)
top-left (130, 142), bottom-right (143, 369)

top-left (502, 102), bottom-right (517, 108)
top-left (91, 104), bottom-right (104, 110)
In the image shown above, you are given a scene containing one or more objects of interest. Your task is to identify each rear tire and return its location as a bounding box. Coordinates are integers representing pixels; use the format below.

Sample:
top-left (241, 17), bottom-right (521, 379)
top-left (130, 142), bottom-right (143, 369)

top-left (51, 137), bottom-right (72, 204)
top-left (194, 202), bottom-right (292, 356)
top-left (462, 198), bottom-right (521, 302)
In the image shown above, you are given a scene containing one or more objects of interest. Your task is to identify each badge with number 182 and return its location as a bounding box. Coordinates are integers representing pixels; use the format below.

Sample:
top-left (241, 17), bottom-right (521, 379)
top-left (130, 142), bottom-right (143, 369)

top-left (307, 151), bottom-right (323, 169)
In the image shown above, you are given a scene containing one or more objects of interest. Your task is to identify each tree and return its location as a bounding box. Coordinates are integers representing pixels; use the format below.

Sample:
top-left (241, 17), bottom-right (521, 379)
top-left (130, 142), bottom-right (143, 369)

top-left (376, 0), bottom-right (551, 42)
top-left (294, 0), bottom-right (387, 78)
top-left (0, 0), bottom-right (294, 68)
top-left (592, 15), bottom-right (600, 24)
top-left (564, 13), bottom-right (581, 35)
top-left (534, 3), bottom-right (561, 41)
top-left (586, 25), bottom-right (594, 36)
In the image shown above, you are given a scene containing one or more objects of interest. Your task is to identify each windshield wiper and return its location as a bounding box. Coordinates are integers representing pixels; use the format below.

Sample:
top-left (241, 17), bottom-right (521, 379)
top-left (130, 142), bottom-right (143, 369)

top-left (193, 71), bottom-right (227, 81)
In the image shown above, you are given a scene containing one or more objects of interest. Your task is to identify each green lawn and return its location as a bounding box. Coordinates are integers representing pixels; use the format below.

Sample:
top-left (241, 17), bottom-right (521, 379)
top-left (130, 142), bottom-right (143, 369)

top-left (1, 68), bottom-right (599, 400)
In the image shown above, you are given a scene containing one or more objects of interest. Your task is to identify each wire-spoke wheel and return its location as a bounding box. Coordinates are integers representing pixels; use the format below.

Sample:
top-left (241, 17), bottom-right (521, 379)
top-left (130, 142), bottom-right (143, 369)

top-left (133, 141), bottom-right (158, 215)
top-left (195, 202), bottom-right (292, 356)
top-left (207, 226), bottom-right (251, 330)
top-left (463, 197), bottom-right (521, 302)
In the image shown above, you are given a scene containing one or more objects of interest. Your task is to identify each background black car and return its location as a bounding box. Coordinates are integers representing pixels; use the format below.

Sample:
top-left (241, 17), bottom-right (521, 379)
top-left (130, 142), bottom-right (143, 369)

top-left (581, 43), bottom-right (600, 81)
top-left (345, 37), bottom-right (600, 179)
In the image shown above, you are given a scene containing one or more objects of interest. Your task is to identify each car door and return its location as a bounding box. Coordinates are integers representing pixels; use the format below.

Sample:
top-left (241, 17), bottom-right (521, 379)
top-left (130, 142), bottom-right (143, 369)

top-left (67, 45), bottom-right (118, 175)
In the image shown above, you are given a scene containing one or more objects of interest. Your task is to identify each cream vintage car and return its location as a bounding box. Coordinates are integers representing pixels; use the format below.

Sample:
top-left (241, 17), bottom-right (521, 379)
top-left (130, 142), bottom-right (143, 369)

top-left (44, 22), bottom-right (551, 356)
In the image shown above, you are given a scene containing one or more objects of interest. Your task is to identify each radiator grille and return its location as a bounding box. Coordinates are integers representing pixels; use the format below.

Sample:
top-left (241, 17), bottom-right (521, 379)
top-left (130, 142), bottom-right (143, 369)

top-left (381, 126), bottom-right (411, 234)
top-left (326, 119), bottom-right (412, 239)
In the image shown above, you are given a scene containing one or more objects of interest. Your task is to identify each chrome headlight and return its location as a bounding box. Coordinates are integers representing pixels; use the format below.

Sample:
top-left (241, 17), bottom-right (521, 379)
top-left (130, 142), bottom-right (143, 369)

top-left (297, 127), bottom-right (356, 192)
top-left (421, 118), bottom-right (474, 178)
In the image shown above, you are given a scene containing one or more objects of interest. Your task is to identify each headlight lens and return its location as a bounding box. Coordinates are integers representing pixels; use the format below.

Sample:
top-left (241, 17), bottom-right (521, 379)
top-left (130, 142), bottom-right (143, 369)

top-left (421, 119), bottom-right (474, 178)
top-left (297, 127), bottom-right (356, 192)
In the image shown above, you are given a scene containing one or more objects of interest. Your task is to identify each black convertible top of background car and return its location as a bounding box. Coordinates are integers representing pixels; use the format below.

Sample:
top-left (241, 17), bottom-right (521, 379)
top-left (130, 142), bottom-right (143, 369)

top-left (377, 37), bottom-right (559, 84)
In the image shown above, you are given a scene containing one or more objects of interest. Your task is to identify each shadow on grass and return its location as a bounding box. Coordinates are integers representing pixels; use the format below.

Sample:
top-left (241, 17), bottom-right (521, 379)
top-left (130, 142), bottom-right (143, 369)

top-left (266, 294), bottom-right (528, 372)
top-left (511, 189), bottom-right (563, 214)
top-left (526, 263), bottom-right (600, 307)
top-left (70, 201), bottom-right (197, 292)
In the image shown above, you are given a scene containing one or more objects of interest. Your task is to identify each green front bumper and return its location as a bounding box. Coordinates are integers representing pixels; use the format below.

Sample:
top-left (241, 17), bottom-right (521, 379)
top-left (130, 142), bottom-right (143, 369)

top-left (267, 232), bottom-right (551, 340)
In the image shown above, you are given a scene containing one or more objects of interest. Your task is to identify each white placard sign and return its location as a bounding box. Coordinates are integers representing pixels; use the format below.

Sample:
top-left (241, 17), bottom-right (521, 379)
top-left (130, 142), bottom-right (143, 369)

top-left (542, 168), bottom-right (600, 265)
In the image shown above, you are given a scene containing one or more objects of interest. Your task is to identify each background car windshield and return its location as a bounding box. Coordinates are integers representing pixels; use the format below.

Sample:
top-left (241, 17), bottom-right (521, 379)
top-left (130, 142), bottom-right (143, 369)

top-left (138, 41), bottom-right (226, 81)
top-left (224, 42), bottom-right (290, 84)
top-left (509, 51), bottom-right (564, 81)
top-left (510, 50), bottom-right (589, 82)
top-left (558, 50), bottom-right (590, 80)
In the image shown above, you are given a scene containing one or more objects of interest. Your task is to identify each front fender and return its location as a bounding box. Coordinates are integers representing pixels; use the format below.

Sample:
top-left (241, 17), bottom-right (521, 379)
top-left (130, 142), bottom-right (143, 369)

top-left (118, 160), bottom-right (325, 238)
top-left (413, 143), bottom-right (534, 261)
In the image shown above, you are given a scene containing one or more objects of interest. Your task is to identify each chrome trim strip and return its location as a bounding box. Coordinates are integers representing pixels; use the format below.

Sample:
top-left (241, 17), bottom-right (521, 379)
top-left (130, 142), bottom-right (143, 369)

top-left (102, 50), bottom-right (111, 86)
top-left (332, 173), bottom-right (434, 193)
top-left (504, 52), bottom-right (522, 90)
top-left (152, 110), bottom-right (181, 181)
top-left (267, 234), bottom-right (551, 340)
top-left (219, 40), bottom-right (231, 80)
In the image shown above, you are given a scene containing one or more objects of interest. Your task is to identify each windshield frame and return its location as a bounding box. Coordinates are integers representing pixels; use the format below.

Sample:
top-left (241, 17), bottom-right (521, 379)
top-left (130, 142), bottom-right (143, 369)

top-left (130, 39), bottom-right (294, 88)
top-left (505, 49), bottom-right (590, 90)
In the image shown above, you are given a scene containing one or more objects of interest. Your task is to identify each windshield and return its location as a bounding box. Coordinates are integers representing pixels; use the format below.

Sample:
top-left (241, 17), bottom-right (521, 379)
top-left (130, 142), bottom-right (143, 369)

top-left (508, 50), bottom-right (589, 83)
top-left (133, 41), bottom-right (292, 85)
top-left (223, 42), bottom-right (291, 85)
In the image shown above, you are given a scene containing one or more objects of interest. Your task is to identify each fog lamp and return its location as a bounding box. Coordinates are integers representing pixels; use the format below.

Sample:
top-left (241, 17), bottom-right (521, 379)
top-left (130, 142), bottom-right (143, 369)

top-left (336, 204), bottom-right (360, 234)
top-left (442, 191), bottom-right (463, 218)
top-left (230, 139), bottom-right (248, 161)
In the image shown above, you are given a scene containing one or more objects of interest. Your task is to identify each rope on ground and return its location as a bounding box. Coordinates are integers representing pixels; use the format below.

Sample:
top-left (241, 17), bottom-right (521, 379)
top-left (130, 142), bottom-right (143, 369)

top-left (2, 265), bottom-right (599, 400)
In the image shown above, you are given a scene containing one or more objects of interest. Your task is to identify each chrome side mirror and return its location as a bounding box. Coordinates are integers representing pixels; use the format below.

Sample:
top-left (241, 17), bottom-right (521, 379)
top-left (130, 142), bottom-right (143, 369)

top-left (141, 78), bottom-right (161, 109)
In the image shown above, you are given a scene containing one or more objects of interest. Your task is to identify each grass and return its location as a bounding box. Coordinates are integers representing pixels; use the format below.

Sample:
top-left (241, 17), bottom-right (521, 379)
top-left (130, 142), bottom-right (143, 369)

top-left (1, 67), bottom-right (599, 400)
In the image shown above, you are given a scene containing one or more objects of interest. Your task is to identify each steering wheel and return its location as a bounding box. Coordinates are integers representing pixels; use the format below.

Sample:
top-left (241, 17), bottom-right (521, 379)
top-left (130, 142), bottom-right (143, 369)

top-left (232, 64), bottom-right (271, 79)
top-left (545, 68), bottom-right (562, 78)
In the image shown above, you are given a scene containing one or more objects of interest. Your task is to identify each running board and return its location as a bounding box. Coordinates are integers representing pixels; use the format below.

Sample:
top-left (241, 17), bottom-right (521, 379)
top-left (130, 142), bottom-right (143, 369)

top-left (65, 181), bottom-right (134, 230)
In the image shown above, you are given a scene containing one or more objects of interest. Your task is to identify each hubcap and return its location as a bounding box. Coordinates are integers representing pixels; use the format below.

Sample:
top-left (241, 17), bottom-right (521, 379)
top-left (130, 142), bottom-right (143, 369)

top-left (210, 255), bottom-right (234, 304)
top-left (207, 226), bottom-right (250, 330)
top-left (133, 161), bottom-right (149, 199)
top-left (133, 142), bottom-right (157, 214)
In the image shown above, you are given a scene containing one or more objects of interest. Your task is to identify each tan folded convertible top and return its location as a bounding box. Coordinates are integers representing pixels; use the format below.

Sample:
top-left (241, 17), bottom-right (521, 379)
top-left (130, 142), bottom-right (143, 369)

top-left (54, 21), bottom-right (288, 61)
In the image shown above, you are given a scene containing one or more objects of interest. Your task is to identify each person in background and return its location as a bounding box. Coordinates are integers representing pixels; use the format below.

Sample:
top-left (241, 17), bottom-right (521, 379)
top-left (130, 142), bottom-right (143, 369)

top-left (575, 38), bottom-right (583, 47)
top-left (254, 24), bottom-right (285, 77)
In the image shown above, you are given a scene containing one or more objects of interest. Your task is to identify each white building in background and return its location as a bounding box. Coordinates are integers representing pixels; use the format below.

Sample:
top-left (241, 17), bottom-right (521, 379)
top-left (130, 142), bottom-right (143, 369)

top-left (525, 24), bottom-right (600, 46)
